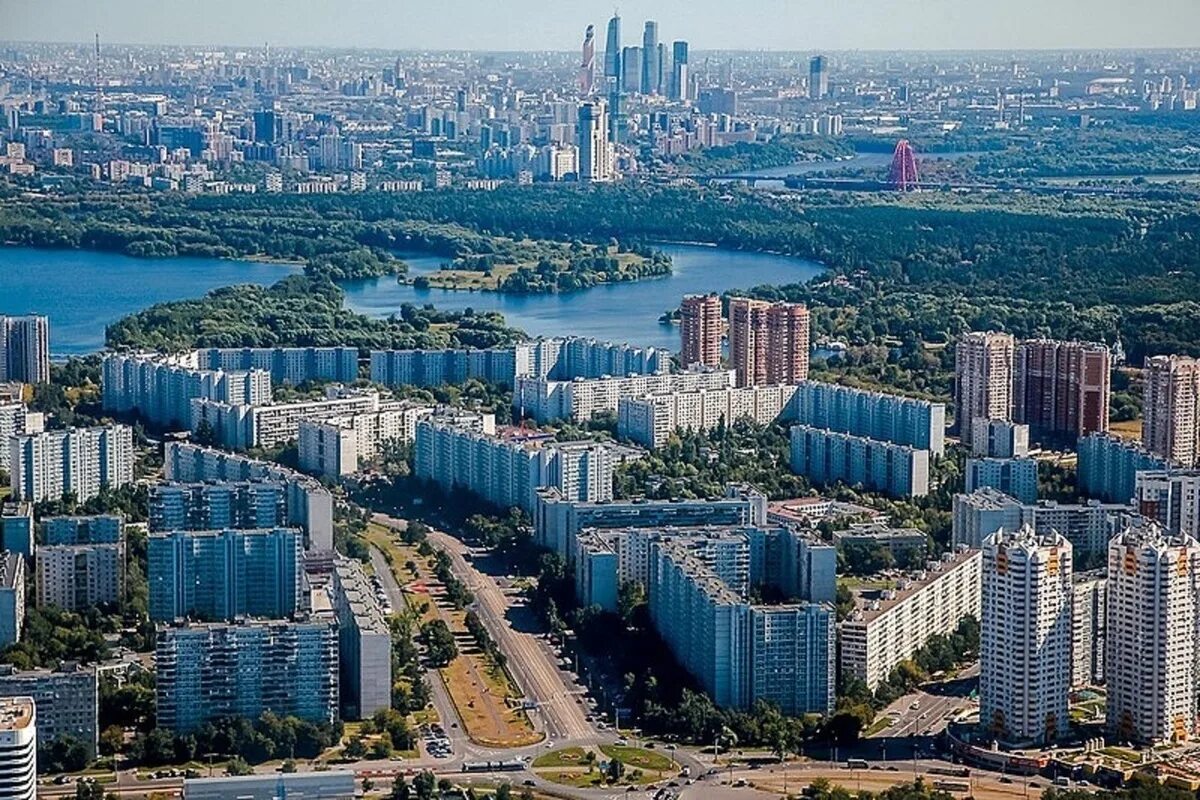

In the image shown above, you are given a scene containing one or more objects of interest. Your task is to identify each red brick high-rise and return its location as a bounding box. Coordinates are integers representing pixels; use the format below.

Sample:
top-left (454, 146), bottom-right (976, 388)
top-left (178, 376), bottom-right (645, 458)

top-left (728, 298), bottom-right (810, 387)
top-left (1015, 339), bottom-right (1111, 440)
top-left (679, 294), bottom-right (722, 368)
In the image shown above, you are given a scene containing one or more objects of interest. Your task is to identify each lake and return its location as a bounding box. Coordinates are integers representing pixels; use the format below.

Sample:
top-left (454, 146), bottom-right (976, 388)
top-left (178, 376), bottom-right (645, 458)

top-left (0, 243), bottom-right (823, 356)
top-left (0, 248), bottom-right (298, 355)
top-left (342, 243), bottom-right (824, 350)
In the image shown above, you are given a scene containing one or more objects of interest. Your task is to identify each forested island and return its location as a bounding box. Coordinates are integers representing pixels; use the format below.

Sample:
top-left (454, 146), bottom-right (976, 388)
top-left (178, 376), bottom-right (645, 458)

top-left (105, 275), bottom-right (524, 351)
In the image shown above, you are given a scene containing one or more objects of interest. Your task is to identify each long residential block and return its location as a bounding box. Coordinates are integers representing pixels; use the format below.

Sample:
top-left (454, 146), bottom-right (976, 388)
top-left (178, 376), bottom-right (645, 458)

top-left (297, 401), bottom-right (433, 478)
top-left (791, 381), bottom-right (945, 455)
top-left (789, 425), bottom-right (930, 498)
top-left (102, 352), bottom-right (271, 429)
top-left (370, 337), bottom-right (669, 389)
top-left (515, 368), bottom-right (735, 423)
top-left (414, 414), bottom-right (616, 514)
top-left (9, 424), bottom-right (134, 503)
top-left (1077, 432), bottom-right (1171, 503)
top-left (617, 385), bottom-right (798, 449)
top-left (197, 347), bottom-right (360, 385)
top-left (190, 389), bottom-right (381, 450)
top-left (163, 442), bottom-right (334, 551)
top-left (155, 618), bottom-right (338, 733)
top-left (330, 558), bottom-right (391, 720)
top-left (839, 548), bottom-right (981, 690)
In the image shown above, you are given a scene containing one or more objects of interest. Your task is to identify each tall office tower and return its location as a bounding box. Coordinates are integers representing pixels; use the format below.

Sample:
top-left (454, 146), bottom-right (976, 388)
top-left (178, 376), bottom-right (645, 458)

top-left (576, 100), bottom-right (612, 183)
top-left (622, 47), bottom-right (642, 94)
top-left (579, 25), bottom-right (596, 95)
top-left (980, 526), bottom-right (1072, 744)
top-left (0, 317), bottom-right (50, 385)
top-left (0, 697), bottom-right (35, 800)
top-left (955, 332), bottom-right (1015, 447)
top-left (1015, 340), bottom-right (1111, 440)
top-left (641, 22), bottom-right (660, 94)
top-left (679, 294), bottom-right (723, 368)
top-left (1105, 520), bottom-right (1200, 744)
top-left (656, 43), bottom-right (667, 95)
top-left (604, 13), bottom-right (622, 90)
top-left (728, 299), bottom-right (810, 387)
top-left (1143, 355), bottom-right (1200, 467)
top-left (670, 41), bottom-right (690, 100)
top-left (809, 55), bottom-right (829, 99)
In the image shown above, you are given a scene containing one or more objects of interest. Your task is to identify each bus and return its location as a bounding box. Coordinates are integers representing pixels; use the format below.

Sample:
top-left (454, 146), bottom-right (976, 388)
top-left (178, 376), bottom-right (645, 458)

top-left (933, 781), bottom-right (971, 793)
top-left (846, 759), bottom-right (870, 769)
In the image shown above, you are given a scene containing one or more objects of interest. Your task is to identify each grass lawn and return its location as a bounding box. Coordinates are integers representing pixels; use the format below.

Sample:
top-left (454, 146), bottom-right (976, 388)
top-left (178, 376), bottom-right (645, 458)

top-left (599, 745), bottom-right (675, 773)
top-left (1109, 418), bottom-right (1142, 441)
top-left (533, 746), bottom-right (591, 769)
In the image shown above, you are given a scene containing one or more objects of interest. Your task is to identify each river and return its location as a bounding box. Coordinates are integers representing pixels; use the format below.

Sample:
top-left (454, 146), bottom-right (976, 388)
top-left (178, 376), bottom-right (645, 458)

top-left (0, 244), bottom-right (824, 355)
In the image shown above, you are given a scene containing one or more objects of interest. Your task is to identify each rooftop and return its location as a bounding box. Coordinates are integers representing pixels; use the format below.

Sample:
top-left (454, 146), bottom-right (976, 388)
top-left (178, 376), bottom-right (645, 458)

top-left (0, 697), bottom-right (34, 731)
top-left (844, 547), bottom-right (981, 627)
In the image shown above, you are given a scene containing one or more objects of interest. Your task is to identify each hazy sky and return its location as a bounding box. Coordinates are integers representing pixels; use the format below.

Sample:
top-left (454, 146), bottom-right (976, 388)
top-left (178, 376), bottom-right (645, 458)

top-left (4, 0), bottom-right (1199, 51)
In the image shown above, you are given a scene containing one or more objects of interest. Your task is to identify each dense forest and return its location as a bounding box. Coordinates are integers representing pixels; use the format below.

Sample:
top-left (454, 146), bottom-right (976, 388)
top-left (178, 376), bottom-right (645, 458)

top-left (6, 182), bottom-right (1200, 368)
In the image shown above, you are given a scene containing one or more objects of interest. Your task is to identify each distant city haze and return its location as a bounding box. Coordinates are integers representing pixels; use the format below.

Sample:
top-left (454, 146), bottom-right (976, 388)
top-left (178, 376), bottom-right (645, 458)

top-left (5, 0), bottom-right (1199, 50)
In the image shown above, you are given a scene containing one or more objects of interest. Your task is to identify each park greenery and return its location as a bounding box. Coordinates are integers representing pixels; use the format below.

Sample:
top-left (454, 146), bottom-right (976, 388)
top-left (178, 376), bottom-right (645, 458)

top-left (105, 275), bottom-right (523, 352)
top-left (664, 134), bottom-right (855, 176)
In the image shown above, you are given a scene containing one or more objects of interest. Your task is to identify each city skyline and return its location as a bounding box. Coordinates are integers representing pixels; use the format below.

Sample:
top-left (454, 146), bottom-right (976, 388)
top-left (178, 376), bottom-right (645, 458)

top-left (5, 0), bottom-right (1200, 51)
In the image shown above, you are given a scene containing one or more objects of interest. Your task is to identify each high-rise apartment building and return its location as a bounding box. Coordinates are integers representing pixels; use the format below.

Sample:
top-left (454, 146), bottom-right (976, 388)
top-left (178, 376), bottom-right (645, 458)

top-left (0, 403), bottom-right (41, 472)
top-left (0, 697), bottom-right (36, 800)
top-left (147, 528), bottom-right (302, 622)
top-left (414, 416), bottom-right (615, 515)
top-left (577, 100), bottom-right (612, 183)
top-left (1105, 521), bottom-right (1200, 744)
top-left (679, 294), bottom-right (723, 368)
top-left (0, 503), bottom-right (33, 559)
top-left (195, 347), bottom-right (359, 386)
top-left (0, 316), bottom-right (50, 385)
top-left (36, 543), bottom-right (123, 611)
top-left (9, 424), bottom-right (134, 504)
top-left (155, 619), bottom-right (338, 733)
top-left (1072, 572), bottom-right (1106, 688)
top-left (965, 456), bottom-right (1039, 504)
top-left (162, 442), bottom-right (334, 552)
top-left (1143, 355), bottom-right (1200, 467)
top-left (1015, 340), bottom-right (1111, 440)
top-left (727, 298), bottom-right (810, 388)
top-left (43, 515), bottom-right (122, 545)
top-left (330, 558), bottom-right (391, 720)
top-left (1078, 432), bottom-right (1171, 503)
top-left (516, 368), bottom-right (735, 423)
top-left (641, 22), bottom-right (660, 94)
top-left (790, 425), bottom-right (930, 498)
top-left (101, 352), bottom-right (271, 429)
top-left (648, 538), bottom-right (834, 716)
top-left (955, 332), bottom-right (1015, 447)
top-left (980, 526), bottom-right (1072, 744)
top-left (791, 381), bottom-right (945, 454)
top-left (0, 555), bottom-right (23, 647)
top-left (0, 664), bottom-right (97, 759)
top-left (1135, 469), bottom-right (1200, 539)
top-left (618, 385), bottom-right (800, 449)
top-left (150, 481), bottom-right (290, 534)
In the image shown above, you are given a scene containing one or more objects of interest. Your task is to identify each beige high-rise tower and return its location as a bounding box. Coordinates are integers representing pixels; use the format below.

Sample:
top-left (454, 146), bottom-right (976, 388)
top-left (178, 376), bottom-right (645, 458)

top-left (955, 331), bottom-right (1015, 447)
top-left (1143, 355), bottom-right (1200, 467)
top-left (1105, 520), bottom-right (1200, 744)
